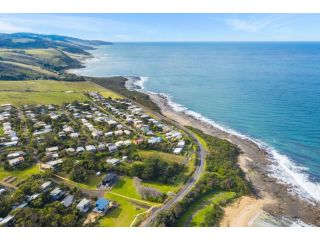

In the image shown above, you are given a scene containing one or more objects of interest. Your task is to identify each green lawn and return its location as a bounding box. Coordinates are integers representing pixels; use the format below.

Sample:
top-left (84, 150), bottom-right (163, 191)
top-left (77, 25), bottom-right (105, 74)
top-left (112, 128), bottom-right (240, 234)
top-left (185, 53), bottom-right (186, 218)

top-left (87, 175), bottom-right (103, 188)
top-left (0, 80), bottom-right (121, 105)
top-left (0, 91), bottom-right (88, 105)
top-left (0, 164), bottom-right (41, 185)
top-left (99, 193), bottom-right (147, 227)
top-left (186, 152), bottom-right (196, 176)
top-left (110, 176), bottom-right (141, 200)
top-left (176, 191), bottom-right (236, 227)
top-left (54, 174), bottom-right (97, 190)
top-left (142, 180), bottom-right (181, 194)
top-left (0, 127), bottom-right (4, 137)
top-left (138, 150), bottom-right (185, 164)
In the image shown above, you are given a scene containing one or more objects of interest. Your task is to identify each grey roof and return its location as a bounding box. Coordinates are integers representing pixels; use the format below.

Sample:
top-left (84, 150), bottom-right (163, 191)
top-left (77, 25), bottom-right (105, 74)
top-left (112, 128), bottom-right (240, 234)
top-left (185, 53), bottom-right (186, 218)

top-left (41, 181), bottom-right (52, 189)
top-left (61, 195), bottom-right (74, 207)
top-left (50, 187), bottom-right (62, 196)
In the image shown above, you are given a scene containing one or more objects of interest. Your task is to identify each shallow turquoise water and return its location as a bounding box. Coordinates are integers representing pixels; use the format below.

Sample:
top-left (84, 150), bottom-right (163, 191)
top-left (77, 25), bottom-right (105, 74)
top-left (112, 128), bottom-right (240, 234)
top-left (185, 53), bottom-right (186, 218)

top-left (73, 42), bottom-right (320, 202)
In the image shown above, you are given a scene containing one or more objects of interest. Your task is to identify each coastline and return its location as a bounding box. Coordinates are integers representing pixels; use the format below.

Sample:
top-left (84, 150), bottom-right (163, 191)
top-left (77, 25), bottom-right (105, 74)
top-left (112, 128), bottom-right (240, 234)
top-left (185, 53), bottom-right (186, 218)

top-left (73, 56), bottom-right (320, 226)
top-left (147, 92), bottom-right (320, 226)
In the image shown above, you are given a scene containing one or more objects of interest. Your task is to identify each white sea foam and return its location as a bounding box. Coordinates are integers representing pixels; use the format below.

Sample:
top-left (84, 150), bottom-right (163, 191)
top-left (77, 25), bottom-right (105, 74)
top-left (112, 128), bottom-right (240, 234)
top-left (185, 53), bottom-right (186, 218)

top-left (125, 76), bottom-right (149, 91)
top-left (125, 76), bottom-right (320, 204)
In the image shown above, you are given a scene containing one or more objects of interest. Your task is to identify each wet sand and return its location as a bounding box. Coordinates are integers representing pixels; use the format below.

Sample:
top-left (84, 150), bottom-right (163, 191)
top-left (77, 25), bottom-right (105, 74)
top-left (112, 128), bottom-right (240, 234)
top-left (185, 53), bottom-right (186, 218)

top-left (148, 92), bottom-right (320, 227)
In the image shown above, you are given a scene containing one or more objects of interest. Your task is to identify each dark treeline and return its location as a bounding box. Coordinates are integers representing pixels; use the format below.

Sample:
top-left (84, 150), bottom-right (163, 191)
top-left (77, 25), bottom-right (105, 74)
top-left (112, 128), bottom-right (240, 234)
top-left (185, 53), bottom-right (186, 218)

top-left (153, 127), bottom-right (250, 226)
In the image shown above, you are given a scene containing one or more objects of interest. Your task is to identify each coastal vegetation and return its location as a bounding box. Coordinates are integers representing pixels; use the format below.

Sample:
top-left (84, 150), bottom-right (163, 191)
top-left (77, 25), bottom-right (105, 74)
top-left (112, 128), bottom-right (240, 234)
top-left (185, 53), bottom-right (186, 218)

top-left (152, 127), bottom-right (250, 227)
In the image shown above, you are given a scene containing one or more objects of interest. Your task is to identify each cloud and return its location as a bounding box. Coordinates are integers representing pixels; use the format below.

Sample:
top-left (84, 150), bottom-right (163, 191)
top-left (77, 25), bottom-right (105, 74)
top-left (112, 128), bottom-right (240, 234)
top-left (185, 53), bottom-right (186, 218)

top-left (0, 20), bottom-right (32, 33)
top-left (225, 18), bottom-right (273, 33)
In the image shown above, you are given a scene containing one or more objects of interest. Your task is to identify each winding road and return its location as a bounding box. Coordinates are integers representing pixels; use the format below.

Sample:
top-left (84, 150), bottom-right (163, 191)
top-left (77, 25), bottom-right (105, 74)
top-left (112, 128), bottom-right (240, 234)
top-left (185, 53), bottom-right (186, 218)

top-left (128, 98), bottom-right (207, 226)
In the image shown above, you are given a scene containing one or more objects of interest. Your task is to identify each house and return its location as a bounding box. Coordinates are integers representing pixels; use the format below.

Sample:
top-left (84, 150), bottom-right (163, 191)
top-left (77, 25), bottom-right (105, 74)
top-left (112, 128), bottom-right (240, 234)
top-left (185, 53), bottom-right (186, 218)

top-left (115, 141), bottom-right (124, 147)
top-left (63, 126), bottom-right (74, 133)
top-left (140, 125), bottom-right (150, 134)
top-left (106, 158), bottom-right (120, 165)
top-left (41, 181), bottom-right (52, 191)
top-left (2, 141), bottom-right (18, 147)
top-left (98, 143), bottom-right (106, 151)
top-left (61, 194), bottom-right (74, 207)
top-left (45, 152), bottom-right (59, 159)
top-left (107, 120), bottom-right (117, 126)
top-left (124, 130), bottom-right (131, 135)
top-left (46, 146), bottom-right (58, 152)
top-left (105, 131), bottom-right (113, 137)
top-left (41, 159), bottom-right (63, 170)
top-left (108, 144), bottom-right (117, 153)
top-left (85, 145), bottom-right (96, 152)
top-left (66, 148), bottom-right (76, 155)
top-left (77, 198), bottom-right (91, 213)
top-left (102, 173), bottom-right (117, 186)
top-left (8, 156), bottom-right (25, 166)
top-left (50, 187), bottom-right (65, 201)
top-left (114, 130), bottom-right (123, 136)
top-left (177, 140), bottom-right (185, 148)
top-left (58, 132), bottom-right (67, 139)
top-left (173, 148), bottom-right (183, 154)
top-left (0, 188), bottom-right (6, 195)
top-left (123, 140), bottom-right (132, 146)
top-left (148, 137), bottom-right (162, 144)
top-left (70, 132), bottom-right (80, 138)
top-left (93, 198), bottom-right (110, 214)
top-left (76, 146), bottom-right (85, 153)
top-left (7, 151), bottom-right (25, 159)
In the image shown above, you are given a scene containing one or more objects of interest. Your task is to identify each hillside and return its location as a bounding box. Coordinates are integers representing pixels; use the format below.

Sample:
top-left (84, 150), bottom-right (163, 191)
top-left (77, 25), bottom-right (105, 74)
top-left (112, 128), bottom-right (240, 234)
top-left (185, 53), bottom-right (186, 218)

top-left (0, 32), bottom-right (112, 80)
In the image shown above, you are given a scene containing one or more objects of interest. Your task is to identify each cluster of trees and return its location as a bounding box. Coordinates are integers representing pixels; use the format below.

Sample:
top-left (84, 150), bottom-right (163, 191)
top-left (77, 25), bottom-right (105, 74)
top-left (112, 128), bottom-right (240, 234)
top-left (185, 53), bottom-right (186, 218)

top-left (153, 128), bottom-right (250, 227)
top-left (0, 174), bottom-right (88, 227)
top-left (127, 158), bottom-right (184, 184)
top-left (133, 177), bottom-right (166, 203)
top-left (201, 204), bottom-right (224, 227)
top-left (0, 175), bottom-right (44, 218)
top-left (12, 201), bottom-right (82, 227)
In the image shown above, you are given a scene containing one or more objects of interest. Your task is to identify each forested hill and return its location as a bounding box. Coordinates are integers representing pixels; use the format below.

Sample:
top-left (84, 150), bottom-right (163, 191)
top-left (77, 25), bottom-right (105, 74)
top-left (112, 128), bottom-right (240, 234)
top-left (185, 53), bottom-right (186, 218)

top-left (0, 32), bottom-right (112, 81)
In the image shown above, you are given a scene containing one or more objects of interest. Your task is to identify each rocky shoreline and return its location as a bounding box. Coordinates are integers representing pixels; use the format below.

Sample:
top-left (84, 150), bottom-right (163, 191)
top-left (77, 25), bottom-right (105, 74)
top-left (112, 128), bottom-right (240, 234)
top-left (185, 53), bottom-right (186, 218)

top-left (147, 92), bottom-right (320, 226)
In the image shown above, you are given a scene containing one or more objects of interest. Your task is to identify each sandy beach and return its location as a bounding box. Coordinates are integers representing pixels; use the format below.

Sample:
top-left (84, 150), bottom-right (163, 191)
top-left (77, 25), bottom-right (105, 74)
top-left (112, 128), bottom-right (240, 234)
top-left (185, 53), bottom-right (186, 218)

top-left (147, 92), bottom-right (320, 227)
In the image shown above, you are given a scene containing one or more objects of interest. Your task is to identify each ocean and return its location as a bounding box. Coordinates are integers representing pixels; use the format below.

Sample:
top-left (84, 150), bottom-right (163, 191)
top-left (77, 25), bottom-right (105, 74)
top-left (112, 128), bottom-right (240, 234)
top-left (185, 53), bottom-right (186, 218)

top-left (72, 42), bottom-right (320, 204)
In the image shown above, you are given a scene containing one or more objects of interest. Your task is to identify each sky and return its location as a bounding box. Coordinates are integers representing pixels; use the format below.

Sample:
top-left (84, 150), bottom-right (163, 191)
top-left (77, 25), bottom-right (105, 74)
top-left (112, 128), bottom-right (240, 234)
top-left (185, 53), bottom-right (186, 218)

top-left (0, 13), bottom-right (320, 41)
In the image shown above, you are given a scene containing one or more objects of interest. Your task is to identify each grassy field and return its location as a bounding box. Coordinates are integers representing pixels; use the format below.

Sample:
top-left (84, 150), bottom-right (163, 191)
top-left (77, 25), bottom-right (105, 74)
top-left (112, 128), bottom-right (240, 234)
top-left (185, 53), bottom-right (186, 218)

top-left (99, 193), bottom-right (148, 227)
top-left (138, 150), bottom-right (185, 164)
top-left (142, 180), bottom-right (181, 194)
top-left (176, 191), bottom-right (236, 227)
top-left (110, 176), bottom-right (141, 200)
top-left (0, 80), bottom-right (121, 105)
top-left (86, 175), bottom-right (103, 188)
top-left (0, 60), bottom-right (57, 76)
top-left (0, 127), bottom-right (4, 137)
top-left (0, 164), bottom-right (41, 185)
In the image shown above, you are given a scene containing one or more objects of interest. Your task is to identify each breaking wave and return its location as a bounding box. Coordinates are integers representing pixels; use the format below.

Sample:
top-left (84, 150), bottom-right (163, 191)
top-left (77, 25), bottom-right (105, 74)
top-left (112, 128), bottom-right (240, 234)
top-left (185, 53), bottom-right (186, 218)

top-left (125, 76), bottom-right (320, 204)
